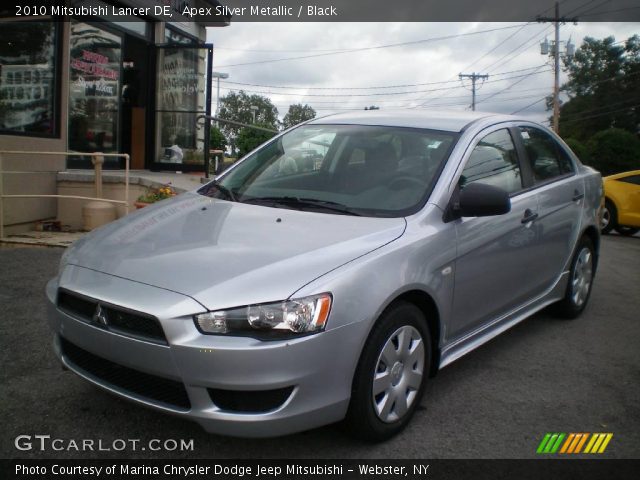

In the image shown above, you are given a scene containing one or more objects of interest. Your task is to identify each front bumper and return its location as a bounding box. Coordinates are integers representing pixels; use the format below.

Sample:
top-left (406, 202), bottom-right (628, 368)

top-left (46, 266), bottom-right (364, 437)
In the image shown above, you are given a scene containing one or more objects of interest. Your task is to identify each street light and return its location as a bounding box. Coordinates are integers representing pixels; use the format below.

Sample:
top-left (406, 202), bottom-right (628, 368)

top-left (250, 105), bottom-right (259, 124)
top-left (212, 71), bottom-right (229, 117)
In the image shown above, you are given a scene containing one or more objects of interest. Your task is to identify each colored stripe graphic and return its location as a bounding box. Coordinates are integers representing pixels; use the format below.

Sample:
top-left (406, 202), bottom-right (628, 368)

top-left (559, 433), bottom-right (575, 454)
top-left (584, 433), bottom-right (614, 454)
top-left (537, 433), bottom-right (565, 453)
top-left (597, 433), bottom-right (613, 453)
top-left (573, 433), bottom-right (589, 454)
top-left (537, 433), bottom-right (552, 454)
top-left (539, 433), bottom-right (613, 454)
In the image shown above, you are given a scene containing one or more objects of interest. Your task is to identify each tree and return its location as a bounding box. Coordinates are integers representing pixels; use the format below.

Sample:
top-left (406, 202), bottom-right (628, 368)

top-left (583, 128), bottom-right (640, 176)
top-left (558, 36), bottom-right (640, 141)
top-left (563, 138), bottom-right (588, 163)
top-left (282, 104), bottom-right (316, 129)
top-left (209, 126), bottom-right (227, 152)
top-left (218, 91), bottom-right (279, 148)
top-left (236, 125), bottom-right (277, 158)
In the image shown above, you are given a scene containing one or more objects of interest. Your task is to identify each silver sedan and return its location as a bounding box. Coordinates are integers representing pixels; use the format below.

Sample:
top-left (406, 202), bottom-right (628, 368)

top-left (46, 111), bottom-right (602, 441)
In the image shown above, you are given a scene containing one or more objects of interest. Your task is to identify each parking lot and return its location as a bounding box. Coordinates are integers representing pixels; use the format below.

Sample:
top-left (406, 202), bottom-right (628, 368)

top-left (1, 235), bottom-right (638, 459)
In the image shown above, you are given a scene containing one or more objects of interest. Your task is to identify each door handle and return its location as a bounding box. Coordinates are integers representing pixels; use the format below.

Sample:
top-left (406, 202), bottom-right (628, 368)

top-left (572, 191), bottom-right (585, 202)
top-left (521, 209), bottom-right (538, 224)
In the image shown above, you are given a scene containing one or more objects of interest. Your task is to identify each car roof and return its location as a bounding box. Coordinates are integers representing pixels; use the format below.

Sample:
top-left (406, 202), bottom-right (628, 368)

top-left (308, 109), bottom-right (519, 132)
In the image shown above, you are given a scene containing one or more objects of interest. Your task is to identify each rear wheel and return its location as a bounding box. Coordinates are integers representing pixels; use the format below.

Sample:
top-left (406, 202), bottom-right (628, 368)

top-left (601, 200), bottom-right (614, 234)
top-left (602, 199), bottom-right (639, 236)
top-left (345, 302), bottom-right (431, 441)
top-left (552, 236), bottom-right (596, 319)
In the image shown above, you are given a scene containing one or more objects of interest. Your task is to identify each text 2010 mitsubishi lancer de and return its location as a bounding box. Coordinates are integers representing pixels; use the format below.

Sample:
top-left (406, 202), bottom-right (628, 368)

top-left (46, 111), bottom-right (602, 441)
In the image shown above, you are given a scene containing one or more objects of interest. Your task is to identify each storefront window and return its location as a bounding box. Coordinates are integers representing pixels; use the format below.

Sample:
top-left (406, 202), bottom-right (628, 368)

top-left (155, 47), bottom-right (209, 167)
top-left (68, 21), bottom-right (121, 166)
top-left (0, 22), bottom-right (58, 136)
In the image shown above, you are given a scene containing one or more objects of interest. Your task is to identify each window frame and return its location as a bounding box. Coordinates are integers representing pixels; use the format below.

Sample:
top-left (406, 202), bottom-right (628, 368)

top-left (0, 20), bottom-right (63, 138)
top-left (514, 123), bottom-right (577, 190)
top-left (454, 124), bottom-right (529, 198)
top-left (617, 174), bottom-right (640, 186)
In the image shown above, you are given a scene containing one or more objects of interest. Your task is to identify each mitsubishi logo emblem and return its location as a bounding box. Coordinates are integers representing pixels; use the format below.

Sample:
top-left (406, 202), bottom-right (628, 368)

top-left (93, 304), bottom-right (108, 327)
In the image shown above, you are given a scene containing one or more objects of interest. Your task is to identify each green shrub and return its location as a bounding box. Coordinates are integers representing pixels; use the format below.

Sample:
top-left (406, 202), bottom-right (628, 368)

top-left (563, 138), bottom-right (589, 163)
top-left (584, 128), bottom-right (640, 176)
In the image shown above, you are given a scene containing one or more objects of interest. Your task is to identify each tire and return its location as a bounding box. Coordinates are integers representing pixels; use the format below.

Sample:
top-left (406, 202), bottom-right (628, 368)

top-left (601, 199), bottom-right (615, 234)
top-left (552, 236), bottom-right (596, 319)
top-left (614, 226), bottom-right (639, 236)
top-left (345, 302), bottom-right (431, 441)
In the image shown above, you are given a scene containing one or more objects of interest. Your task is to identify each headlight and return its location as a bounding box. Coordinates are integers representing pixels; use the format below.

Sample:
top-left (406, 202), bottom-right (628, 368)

top-left (195, 293), bottom-right (332, 338)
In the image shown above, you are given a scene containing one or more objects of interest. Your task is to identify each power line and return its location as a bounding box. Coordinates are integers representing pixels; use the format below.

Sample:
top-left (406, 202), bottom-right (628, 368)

top-left (415, 25), bottom-right (551, 108)
top-left (477, 65), bottom-right (549, 106)
top-left (272, 92), bottom-right (550, 111)
top-left (561, 103), bottom-right (640, 124)
top-left (578, 6), bottom-right (640, 17)
top-left (560, 97), bottom-right (640, 119)
top-left (461, 23), bottom-right (532, 72)
top-left (269, 87), bottom-right (552, 107)
top-left (219, 65), bottom-right (546, 91)
top-left (214, 24), bottom-right (531, 68)
top-left (218, 69), bottom-right (552, 99)
top-left (510, 96), bottom-right (548, 114)
top-left (481, 25), bottom-right (553, 73)
top-left (568, 0), bottom-right (610, 17)
top-left (563, 0), bottom-right (601, 16)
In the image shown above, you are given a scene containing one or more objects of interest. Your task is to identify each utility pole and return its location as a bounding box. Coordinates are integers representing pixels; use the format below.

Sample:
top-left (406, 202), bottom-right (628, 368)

top-left (537, 1), bottom-right (577, 133)
top-left (458, 73), bottom-right (489, 111)
top-left (211, 72), bottom-right (229, 117)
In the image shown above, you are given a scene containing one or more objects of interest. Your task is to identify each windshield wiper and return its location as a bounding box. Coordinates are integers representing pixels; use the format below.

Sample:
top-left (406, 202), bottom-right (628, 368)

top-left (201, 182), bottom-right (237, 202)
top-left (243, 196), bottom-right (361, 216)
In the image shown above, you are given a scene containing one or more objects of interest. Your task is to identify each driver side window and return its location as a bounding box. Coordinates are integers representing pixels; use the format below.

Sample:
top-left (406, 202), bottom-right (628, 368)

top-left (460, 129), bottom-right (523, 195)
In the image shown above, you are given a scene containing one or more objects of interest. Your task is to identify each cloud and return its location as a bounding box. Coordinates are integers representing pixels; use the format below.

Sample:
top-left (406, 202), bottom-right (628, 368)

top-left (206, 21), bottom-right (639, 121)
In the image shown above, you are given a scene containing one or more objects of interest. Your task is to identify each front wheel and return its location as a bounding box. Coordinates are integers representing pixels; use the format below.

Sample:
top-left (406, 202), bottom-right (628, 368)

top-left (552, 237), bottom-right (596, 319)
top-left (345, 302), bottom-right (431, 441)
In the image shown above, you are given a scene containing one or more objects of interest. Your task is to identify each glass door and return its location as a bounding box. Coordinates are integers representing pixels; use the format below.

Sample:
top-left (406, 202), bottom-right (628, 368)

top-left (68, 21), bottom-right (123, 168)
top-left (152, 44), bottom-right (212, 172)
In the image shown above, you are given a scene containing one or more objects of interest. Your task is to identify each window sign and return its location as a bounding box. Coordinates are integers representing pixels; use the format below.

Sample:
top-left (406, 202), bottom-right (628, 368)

top-left (68, 21), bottom-right (121, 163)
top-left (155, 47), bottom-right (208, 166)
top-left (0, 22), bottom-right (58, 136)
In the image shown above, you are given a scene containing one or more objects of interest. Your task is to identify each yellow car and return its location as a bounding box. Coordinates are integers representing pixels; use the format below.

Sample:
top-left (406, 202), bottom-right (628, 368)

top-left (602, 170), bottom-right (640, 236)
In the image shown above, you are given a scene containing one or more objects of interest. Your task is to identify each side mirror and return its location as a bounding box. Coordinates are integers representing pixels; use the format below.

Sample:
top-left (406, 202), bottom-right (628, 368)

top-left (457, 183), bottom-right (511, 217)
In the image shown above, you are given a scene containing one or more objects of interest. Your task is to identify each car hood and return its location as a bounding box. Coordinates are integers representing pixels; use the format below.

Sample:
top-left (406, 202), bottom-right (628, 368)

top-left (67, 193), bottom-right (406, 310)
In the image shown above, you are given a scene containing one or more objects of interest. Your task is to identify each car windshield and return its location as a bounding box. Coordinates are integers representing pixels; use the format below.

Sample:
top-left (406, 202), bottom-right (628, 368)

top-left (198, 124), bottom-right (458, 217)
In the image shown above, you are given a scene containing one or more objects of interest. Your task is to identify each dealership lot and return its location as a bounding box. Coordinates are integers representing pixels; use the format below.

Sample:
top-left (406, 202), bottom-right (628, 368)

top-left (1, 235), bottom-right (638, 459)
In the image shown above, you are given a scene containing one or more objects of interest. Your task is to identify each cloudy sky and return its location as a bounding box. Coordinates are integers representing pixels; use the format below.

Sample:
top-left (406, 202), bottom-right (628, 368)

top-left (206, 20), bottom-right (639, 125)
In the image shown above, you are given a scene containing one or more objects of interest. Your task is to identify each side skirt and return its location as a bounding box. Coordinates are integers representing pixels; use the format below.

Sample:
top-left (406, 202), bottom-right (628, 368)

top-left (438, 271), bottom-right (569, 369)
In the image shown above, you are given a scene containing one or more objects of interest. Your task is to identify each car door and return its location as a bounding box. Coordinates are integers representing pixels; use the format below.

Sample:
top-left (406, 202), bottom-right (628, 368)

top-left (449, 126), bottom-right (541, 340)
top-left (614, 173), bottom-right (640, 227)
top-left (516, 125), bottom-right (584, 293)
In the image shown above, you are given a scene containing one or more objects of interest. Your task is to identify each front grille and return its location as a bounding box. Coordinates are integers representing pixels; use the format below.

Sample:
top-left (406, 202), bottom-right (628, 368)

top-left (58, 289), bottom-right (167, 344)
top-left (60, 337), bottom-right (191, 411)
top-left (208, 387), bottom-right (294, 413)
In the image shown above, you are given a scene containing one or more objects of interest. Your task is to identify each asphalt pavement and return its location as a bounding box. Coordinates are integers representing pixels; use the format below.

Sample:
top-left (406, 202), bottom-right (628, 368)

top-left (1, 235), bottom-right (638, 459)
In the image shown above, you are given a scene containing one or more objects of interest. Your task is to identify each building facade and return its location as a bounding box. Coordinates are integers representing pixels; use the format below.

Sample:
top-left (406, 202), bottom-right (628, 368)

top-left (0, 0), bottom-right (228, 233)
